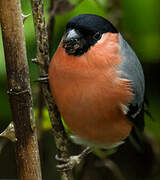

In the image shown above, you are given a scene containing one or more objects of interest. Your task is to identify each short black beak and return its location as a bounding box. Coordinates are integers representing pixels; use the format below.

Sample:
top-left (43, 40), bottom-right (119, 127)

top-left (63, 29), bottom-right (80, 42)
top-left (63, 29), bottom-right (83, 55)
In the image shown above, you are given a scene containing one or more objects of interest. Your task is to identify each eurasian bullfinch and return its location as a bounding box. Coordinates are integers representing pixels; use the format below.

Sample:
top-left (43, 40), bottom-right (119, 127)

top-left (49, 14), bottom-right (145, 168)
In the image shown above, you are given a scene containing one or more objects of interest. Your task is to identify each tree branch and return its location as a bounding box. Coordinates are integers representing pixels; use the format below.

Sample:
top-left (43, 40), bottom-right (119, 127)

top-left (0, 0), bottom-right (42, 180)
top-left (30, 0), bottom-right (73, 179)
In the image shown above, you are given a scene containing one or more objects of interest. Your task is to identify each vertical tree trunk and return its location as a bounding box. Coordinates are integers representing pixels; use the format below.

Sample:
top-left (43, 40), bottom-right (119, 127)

top-left (0, 0), bottom-right (42, 180)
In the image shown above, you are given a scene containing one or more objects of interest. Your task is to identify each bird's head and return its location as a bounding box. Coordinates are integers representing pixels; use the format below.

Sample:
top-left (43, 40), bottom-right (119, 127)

top-left (62, 14), bottom-right (118, 56)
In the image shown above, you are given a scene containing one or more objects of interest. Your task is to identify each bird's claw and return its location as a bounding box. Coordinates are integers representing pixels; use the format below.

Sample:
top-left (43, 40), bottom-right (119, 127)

top-left (55, 154), bottom-right (81, 172)
top-left (55, 147), bottom-right (92, 172)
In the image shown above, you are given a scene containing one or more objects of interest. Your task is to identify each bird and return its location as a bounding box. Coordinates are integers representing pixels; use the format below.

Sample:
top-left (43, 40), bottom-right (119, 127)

top-left (48, 14), bottom-right (145, 171)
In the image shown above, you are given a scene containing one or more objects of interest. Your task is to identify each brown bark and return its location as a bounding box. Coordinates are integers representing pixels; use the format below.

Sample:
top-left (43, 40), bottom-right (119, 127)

top-left (0, 0), bottom-right (42, 180)
top-left (30, 0), bottom-right (73, 180)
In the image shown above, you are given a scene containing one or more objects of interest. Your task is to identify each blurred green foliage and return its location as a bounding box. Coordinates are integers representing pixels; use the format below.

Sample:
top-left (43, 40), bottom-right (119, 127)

top-left (122, 0), bottom-right (160, 61)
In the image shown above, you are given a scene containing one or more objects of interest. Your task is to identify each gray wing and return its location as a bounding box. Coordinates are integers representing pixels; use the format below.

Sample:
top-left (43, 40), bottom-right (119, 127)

top-left (118, 33), bottom-right (145, 118)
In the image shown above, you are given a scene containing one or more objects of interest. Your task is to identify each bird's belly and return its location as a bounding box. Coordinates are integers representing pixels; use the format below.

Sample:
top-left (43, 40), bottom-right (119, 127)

top-left (54, 80), bottom-right (132, 148)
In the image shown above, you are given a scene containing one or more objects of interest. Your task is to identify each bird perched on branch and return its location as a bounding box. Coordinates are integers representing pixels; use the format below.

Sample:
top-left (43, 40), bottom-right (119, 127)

top-left (48, 14), bottom-right (145, 171)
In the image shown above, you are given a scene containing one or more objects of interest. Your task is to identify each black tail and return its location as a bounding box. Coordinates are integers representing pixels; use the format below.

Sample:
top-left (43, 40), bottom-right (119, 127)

top-left (113, 104), bottom-right (156, 179)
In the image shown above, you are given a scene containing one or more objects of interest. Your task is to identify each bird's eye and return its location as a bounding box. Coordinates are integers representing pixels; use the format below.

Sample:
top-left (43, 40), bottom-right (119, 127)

top-left (93, 32), bottom-right (102, 40)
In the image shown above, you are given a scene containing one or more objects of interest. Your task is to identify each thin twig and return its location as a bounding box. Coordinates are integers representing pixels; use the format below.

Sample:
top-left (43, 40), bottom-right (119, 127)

top-left (30, 0), bottom-right (73, 179)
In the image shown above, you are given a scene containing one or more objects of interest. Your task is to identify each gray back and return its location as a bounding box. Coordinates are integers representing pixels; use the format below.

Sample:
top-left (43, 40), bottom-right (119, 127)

top-left (118, 33), bottom-right (145, 116)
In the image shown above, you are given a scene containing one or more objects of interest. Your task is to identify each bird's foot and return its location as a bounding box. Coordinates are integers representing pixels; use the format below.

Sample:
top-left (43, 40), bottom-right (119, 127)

top-left (55, 147), bottom-right (92, 172)
top-left (35, 74), bottom-right (49, 84)
top-left (55, 154), bottom-right (81, 172)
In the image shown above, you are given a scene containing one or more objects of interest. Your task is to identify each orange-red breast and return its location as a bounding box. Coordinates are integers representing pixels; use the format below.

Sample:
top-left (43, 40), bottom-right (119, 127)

top-left (49, 14), bottom-right (145, 149)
